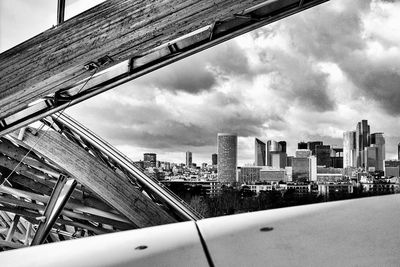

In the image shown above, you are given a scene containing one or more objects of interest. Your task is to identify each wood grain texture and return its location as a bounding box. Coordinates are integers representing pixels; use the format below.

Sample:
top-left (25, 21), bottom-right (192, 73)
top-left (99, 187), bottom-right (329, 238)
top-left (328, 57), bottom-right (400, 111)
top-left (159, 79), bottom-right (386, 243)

top-left (11, 129), bottom-right (176, 227)
top-left (0, 0), bottom-right (269, 118)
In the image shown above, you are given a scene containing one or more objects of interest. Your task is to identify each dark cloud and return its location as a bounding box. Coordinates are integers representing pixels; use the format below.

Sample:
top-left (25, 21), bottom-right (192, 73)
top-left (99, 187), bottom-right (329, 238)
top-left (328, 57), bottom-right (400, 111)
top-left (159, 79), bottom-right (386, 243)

top-left (135, 41), bottom-right (250, 93)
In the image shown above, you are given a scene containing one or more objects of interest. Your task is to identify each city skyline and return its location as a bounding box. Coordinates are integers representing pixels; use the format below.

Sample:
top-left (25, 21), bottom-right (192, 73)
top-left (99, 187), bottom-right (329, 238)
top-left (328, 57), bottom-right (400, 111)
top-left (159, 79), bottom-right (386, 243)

top-left (1, 0), bottom-right (400, 165)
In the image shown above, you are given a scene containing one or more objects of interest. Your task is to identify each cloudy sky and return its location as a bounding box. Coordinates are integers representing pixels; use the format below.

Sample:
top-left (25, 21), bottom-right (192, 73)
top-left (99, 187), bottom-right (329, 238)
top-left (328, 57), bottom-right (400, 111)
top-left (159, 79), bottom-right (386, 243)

top-left (1, 0), bottom-right (400, 165)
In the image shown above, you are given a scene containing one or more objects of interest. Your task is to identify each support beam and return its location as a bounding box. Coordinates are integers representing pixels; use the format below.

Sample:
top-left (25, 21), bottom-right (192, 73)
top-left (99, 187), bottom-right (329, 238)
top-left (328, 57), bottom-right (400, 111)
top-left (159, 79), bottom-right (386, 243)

top-left (0, 0), bottom-right (329, 133)
top-left (11, 129), bottom-right (176, 227)
top-left (31, 175), bottom-right (76, 245)
top-left (6, 215), bottom-right (20, 242)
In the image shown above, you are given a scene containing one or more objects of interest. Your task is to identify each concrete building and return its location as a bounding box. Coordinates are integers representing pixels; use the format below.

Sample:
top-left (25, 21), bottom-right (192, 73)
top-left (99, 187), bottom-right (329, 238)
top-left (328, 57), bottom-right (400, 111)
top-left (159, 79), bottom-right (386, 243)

top-left (343, 131), bottom-right (357, 168)
top-left (316, 167), bottom-right (344, 183)
top-left (260, 167), bottom-right (286, 182)
top-left (295, 149), bottom-right (312, 158)
top-left (186, 151), bottom-right (192, 168)
top-left (255, 138), bottom-right (266, 166)
top-left (271, 151), bottom-right (287, 169)
top-left (239, 166), bottom-right (261, 184)
top-left (318, 183), bottom-right (353, 197)
top-left (330, 148), bottom-right (343, 168)
top-left (315, 145), bottom-right (331, 167)
top-left (267, 140), bottom-right (279, 166)
top-left (217, 133), bottom-right (237, 184)
top-left (143, 153), bottom-right (157, 168)
top-left (384, 160), bottom-right (400, 177)
top-left (370, 133), bottom-right (385, 171)
top-left (212, 153), bottom-right (218, 166)
top-left (292, 157), bottom-right (310, 182)
top-left (364, 146), bottom-right (378, 172)
top-left (298, 142), bottom-right (308, 149)
top-left (307, 141), bottom-right (323, 155)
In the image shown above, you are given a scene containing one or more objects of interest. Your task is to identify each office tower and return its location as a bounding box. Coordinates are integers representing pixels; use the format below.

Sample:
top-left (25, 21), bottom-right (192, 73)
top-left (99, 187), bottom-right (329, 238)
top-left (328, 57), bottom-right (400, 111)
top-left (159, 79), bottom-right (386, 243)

top-left (384, 160), bottom-right (400, 177)
top-left (278, 141), bottom-right (287, 153)
top-left (271, 151), bottom-right (287, 169)
top-left (370, 133), bottom-right (385, 171)
top-left (343, 131), bottom-right (357, 168)
top-left (364, 146), bottom-right (378, 171)
top-left (292, 157), bottom-right (310, 182)
top-left (309, 155), bottom-right (317, 181)
top-left (296, 149), bottom-right (312, 158)
top-left (266, 140), bottom-right (279, 166)
top-left (143, 153), bottom-right (157, 168)
top-left (307, 141), bottom-right (323, 155)
top-left (330, 148), bottom-right (343, 168)
top-left (286, 156), bottom-right (293, 167)
top-left (186, 151), bottom-right (192, 168)
top-left (398, 143), bottom-right (400, 161)
top-left (298, 142), bottom-right (308, 149)
top-left (212, 153), bottom-right (218, 165)
top-left (217, 133), bottom-right (237, 184)
top-left (356, 120), bottom-right (370, 167)
top-left (255, 138), bottom-right (266, 166)
top-left (315, 145), bottom-right (331, 167)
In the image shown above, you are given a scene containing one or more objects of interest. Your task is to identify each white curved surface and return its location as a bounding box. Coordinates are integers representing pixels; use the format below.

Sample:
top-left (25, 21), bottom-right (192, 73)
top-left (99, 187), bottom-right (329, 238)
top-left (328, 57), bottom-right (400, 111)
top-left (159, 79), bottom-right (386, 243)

top-left (1, 195), bottom-right (399, 266)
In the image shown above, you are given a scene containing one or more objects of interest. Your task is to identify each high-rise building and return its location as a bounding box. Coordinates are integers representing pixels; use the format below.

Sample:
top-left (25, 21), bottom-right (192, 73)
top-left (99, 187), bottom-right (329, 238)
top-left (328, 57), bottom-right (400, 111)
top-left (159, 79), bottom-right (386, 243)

top-left (307, 141), bottom-right (323, 155)
top-left (298, 142), bottom-right (308, 149)
top-left (398, 143), bottom-right (400, 161)
top-left (212, 153), bottom-right (218, 166)
top-left (186, 151), bottom-right (192, 168)
top-left (217, 133), bottom-right (237, 184)
top-left (271, 151), bottom-right (287, 169)
top-left (370, 133), bottom-right (385, 171)
top-left (278, 141), bottom-right (287, 153)
top-left (254, 138), bottom-right (266, 166)
top-left (266, 140), bottom-right (279, 166)
top-left (316, 145), bottom-right (331, 167)
top-left (143, 153), bottom-right (157, 168)
top-left (330, 148), bottom-right (343, 168)
top-left (296, 149), bottom-right (312, 158)
top-left (364, 146), bottom-right (378, 172)
top-left (343, 131), bottom-right (357, 168)
top-left (356, 120), bottom-right (370, 167)
top-left (292, 157), bottom-right (310, 182)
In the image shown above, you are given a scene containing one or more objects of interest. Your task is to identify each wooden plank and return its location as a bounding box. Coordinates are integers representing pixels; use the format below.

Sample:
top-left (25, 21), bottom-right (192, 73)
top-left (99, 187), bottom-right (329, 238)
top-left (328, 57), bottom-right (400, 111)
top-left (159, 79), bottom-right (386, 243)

top-left (0, 0), bottom-right (276, 119)
top-left (11, 129), bottom-right (176, 227)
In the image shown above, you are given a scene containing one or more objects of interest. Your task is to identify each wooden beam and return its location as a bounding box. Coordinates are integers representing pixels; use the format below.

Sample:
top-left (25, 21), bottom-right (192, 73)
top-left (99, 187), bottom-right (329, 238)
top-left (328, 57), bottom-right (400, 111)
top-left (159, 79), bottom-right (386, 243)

top-left (5, 215), bottom-right (20, 241)
top-left (0, 0), bottom-right (275, 119)
top-left (11, 129), bottom-right (176, 227)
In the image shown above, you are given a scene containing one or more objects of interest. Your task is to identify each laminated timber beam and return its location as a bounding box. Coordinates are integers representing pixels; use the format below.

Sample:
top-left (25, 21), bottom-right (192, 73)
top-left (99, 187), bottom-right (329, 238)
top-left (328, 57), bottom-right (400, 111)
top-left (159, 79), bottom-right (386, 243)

top-left (10, 129), bottom-right (176, 227)
top-left (0, 0), bottom-right (329, 136)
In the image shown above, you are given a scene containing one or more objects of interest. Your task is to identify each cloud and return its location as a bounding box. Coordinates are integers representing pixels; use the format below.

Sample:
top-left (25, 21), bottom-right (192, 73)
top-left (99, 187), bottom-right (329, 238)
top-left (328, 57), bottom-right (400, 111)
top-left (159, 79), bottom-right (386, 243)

top-left (65, 0), bottom-right (400, 165)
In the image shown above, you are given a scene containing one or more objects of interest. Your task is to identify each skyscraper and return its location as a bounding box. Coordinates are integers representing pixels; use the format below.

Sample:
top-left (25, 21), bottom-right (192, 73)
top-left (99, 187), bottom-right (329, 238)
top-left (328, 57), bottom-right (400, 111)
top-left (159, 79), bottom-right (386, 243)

top-left (364, 146), bottom-right (378, 171)
top-left (298, 142), bottom-right (308, 149)
top-left (186, 151), bottom-right (192, 168)
top-left (356, 120), bottom-right (370, 167)
top-left (217, 133), bottom-right (237, 184)
top-left (266, 140), bottom-right (279, 166)
top-left (307, 141), bottom-right (323, 155)
top-left (278, 141), bottom-right (287, 153)
top-left (212, 153), bottom-right (218, 166)
top-left (343, 131), bottom-right (357, 168)
top-left (255, 138), bottom-right (266, 166)
top-left (143, 153), bottom-right (157, 168)
top-left (316, 145), bottom-right (331, 167)
top-left (370, 133), bottom-right (385, 171)
top-left (398, 143), bottom-right (400, 161)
